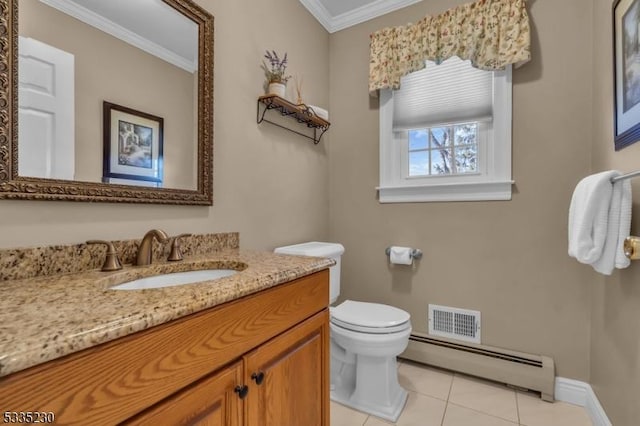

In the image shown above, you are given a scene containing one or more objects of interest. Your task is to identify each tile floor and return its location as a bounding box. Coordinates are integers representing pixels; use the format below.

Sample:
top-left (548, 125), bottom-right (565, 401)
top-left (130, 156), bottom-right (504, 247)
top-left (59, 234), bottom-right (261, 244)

top-left (331, 359), bottom-right (593, 426)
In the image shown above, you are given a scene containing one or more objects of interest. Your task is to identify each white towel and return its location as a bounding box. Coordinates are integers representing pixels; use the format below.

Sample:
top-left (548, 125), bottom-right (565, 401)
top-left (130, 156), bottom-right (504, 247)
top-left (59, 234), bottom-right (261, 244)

top-left (568, 170), bottom-right (632, 275)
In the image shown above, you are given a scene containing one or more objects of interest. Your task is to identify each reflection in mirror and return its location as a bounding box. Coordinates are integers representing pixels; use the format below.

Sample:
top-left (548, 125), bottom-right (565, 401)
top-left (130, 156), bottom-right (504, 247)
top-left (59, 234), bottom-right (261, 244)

top-left (18, 0), bottom-right (199, 190)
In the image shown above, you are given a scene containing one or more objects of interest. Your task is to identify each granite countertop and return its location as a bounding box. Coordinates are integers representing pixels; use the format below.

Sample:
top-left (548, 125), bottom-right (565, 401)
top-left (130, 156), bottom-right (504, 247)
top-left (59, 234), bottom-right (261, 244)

top-left (0, 249), bottom-right (333, 378)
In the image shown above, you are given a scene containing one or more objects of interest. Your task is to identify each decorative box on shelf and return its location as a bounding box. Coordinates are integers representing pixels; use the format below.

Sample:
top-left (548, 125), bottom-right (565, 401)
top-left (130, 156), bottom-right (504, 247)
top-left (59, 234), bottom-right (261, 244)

top-left (257, 95), bottom-right (330, 144)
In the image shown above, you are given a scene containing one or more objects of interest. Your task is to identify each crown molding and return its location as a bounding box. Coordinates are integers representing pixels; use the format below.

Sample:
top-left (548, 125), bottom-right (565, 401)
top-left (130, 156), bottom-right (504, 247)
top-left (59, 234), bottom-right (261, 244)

top-left (39, 0), bottom-right (196, 73)
top-left (298, 0), bottom-right (334, 32)
top-left (300, 0), bottom-right (422, 33)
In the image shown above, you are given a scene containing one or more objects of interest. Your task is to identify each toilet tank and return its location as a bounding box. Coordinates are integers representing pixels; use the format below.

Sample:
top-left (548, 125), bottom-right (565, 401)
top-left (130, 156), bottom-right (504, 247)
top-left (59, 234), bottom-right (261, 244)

top-left (274, 242), bottom-right (344, 304)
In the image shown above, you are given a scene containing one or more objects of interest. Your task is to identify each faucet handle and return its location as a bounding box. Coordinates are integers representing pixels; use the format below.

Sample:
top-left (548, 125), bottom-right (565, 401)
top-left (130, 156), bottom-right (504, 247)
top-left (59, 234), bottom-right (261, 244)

top-left (168, 233), bottom-right (192, 262)
top-left (86, 240), bottom-right (123, 271)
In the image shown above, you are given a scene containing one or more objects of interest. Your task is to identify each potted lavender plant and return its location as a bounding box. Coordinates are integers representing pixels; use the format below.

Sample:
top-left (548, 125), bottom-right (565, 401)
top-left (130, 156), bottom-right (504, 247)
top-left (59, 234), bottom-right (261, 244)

top-left (261, 50), bottom-right (291, 98)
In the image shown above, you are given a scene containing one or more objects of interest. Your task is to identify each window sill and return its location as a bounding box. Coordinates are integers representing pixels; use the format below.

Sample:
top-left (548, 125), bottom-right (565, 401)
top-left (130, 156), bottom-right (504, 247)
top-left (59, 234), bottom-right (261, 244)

top-left (377, 180), bottom-right (514, 203)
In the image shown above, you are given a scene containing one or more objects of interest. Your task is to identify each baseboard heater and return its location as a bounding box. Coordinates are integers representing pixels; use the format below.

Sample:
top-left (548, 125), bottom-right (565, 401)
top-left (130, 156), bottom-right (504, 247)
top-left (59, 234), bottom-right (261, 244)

top-left (402, 333), bottom-right (555, 402)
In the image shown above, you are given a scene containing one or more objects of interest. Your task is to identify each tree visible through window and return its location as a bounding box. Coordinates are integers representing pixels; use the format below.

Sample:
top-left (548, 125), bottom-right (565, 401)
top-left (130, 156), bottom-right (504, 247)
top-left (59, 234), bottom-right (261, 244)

top-left (408, 123), bottom-right (478, 177)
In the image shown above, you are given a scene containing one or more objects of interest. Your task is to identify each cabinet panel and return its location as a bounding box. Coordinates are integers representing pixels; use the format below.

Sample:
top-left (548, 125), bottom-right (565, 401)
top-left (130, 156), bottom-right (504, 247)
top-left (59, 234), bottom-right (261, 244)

top-left (124, 361), bottom-right (243, 426)
top-left (245, 310), bottom-right (329, 426)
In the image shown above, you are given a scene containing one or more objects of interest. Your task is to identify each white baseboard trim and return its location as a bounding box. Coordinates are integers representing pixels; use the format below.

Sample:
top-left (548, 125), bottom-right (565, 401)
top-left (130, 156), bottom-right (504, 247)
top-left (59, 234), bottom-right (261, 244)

top-left (555, 377), bottom-right (612, 426)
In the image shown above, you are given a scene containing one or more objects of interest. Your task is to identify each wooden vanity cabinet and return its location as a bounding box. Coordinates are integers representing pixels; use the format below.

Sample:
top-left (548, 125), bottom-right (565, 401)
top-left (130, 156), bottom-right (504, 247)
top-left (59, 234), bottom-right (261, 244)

top-left (127, 311), bottom-right (328, 426)
top-left (0, 270), bottom-right (330, 426)
top-left (245, 310), bottom-right (327, 426)
top-left (125, 360), bottom-right (244, 426)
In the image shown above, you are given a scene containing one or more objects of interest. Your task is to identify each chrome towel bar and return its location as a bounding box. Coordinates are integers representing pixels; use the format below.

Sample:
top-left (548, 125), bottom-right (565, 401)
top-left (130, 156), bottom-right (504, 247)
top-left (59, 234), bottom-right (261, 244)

top-left (611, 170), bottom-right (640, 183)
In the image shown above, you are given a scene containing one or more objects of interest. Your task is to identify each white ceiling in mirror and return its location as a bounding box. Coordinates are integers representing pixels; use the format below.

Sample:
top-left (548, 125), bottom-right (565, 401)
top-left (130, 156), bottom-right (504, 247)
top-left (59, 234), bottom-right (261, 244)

top-left (300, 0), bottom-right (422, 33)
top-left (38, 0), bottom-right (198, 72)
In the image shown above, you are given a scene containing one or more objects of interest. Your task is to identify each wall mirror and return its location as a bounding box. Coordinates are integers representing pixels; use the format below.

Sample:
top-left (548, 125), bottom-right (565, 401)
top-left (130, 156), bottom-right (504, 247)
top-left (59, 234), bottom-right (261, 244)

top-left (0, 0), bottom-right (213, 205)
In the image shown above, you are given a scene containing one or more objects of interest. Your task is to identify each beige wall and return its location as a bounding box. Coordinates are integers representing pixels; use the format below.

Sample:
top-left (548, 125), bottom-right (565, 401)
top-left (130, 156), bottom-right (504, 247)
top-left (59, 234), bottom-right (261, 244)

top-left (11, 1), bottom-right (640, 422)
top-left (328, 0), bottom-right (594, 380)
top-left (590, 0), bottom-right (640, 424)
top-left (20, 0), bottom-right (196, 189)
top-left (0, 0), bottom-right (330, 250)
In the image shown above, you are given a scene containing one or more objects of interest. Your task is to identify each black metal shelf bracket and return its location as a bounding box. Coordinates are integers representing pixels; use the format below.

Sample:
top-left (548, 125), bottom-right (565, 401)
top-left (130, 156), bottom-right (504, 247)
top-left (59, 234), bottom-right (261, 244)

top-left (256, 98), bottom-right (329, 145)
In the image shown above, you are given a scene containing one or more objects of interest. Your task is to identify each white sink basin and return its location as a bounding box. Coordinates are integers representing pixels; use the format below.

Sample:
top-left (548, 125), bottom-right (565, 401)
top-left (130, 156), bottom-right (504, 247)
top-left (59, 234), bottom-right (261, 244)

top-left (111, 269), bottom-right (239, 290)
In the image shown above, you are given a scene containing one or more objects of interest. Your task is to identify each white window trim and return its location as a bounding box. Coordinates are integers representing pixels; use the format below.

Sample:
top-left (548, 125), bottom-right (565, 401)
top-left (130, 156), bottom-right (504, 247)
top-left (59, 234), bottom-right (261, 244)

top-left (377, 66), bottom-right (514, 203)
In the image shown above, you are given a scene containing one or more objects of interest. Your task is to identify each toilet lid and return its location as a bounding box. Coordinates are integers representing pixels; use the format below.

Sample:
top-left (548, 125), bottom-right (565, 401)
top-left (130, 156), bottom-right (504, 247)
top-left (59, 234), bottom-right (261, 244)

top-left (331, 300), bottom-right (411, 333)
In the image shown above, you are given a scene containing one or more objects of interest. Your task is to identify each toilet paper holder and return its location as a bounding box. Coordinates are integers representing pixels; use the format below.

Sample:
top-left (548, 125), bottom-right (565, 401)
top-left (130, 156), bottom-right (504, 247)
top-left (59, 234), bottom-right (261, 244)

top-left (384, 247), bottom-right (423, 260)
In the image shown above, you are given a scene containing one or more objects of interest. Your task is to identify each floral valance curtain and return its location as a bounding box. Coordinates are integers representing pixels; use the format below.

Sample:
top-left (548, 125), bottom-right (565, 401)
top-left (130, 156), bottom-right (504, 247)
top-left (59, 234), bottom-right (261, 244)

top-left (369, 0), bottom-right (530, 95)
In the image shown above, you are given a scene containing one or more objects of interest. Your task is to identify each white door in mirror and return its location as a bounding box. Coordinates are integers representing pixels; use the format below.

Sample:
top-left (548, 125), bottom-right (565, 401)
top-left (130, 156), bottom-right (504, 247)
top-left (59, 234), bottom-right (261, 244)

top-left (111, 269), bottom-right (238, 290)
top-left (18, 36), bottom-right (75, 180)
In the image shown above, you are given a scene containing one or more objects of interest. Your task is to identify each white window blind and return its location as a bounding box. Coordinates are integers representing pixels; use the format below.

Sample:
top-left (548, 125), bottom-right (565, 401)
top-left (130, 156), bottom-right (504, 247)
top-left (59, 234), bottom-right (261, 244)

top-left (392, 57), bottom-right (493, 129)
top-left (378, 59), bottom-right (513, 203)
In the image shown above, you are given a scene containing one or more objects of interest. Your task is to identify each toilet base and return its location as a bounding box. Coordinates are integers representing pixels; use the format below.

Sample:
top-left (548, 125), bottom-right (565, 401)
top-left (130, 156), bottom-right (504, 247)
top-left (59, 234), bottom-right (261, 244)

top-left (330, 384), bottom-right (408, 422)
top-left (330, 352), bottom-right (408, 422)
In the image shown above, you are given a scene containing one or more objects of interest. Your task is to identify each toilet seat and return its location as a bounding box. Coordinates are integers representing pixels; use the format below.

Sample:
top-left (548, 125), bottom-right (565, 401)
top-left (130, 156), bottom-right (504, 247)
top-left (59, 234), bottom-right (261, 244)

top-left (331, 300), bottom-right (411, 334)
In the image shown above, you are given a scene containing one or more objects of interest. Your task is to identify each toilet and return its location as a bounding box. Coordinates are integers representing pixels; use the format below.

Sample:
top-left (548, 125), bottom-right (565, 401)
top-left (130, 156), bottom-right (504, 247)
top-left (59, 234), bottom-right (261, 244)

top-left (274, 242), bottom-right (412, 422)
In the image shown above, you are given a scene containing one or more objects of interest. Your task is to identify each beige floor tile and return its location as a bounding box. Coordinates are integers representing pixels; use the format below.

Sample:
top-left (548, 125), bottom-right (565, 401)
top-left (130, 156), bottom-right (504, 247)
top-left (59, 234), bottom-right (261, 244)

top-left (398, 361), bottom-right (453, 400)
top-left (517, 392), bottom-right (593, 426)
top-left (448, 374), bottom-right (518, 422)
top-left (331, 401), bottom-right (368, 426)
top-left (363, 416), bottom-right (394, 425)
top-left (363, 392), bottom-right (446, 426)
top-left (443, 404), bottom-right (518, 426)
top-left (396, 391), bottom-right (446, 426)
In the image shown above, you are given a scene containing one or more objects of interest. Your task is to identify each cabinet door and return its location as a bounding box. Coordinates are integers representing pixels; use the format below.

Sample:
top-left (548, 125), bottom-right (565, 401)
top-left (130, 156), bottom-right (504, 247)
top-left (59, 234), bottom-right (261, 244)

top-left (124, 360), bottom-right (244, 426)
top-left (245, 310), bottom-right (329, 426)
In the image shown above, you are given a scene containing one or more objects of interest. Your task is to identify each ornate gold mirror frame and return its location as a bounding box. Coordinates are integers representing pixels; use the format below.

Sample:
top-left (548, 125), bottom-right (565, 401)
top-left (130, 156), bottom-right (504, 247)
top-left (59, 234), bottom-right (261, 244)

top-left (0, 0), bottom-right (214, 205)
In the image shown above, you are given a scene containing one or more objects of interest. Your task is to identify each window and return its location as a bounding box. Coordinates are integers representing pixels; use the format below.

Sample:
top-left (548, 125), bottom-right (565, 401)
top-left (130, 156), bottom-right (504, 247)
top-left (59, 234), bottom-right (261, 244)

top-left (407, 124), bottom-right (479, 177)
top-left (378, 57), bottom-right (513, 203)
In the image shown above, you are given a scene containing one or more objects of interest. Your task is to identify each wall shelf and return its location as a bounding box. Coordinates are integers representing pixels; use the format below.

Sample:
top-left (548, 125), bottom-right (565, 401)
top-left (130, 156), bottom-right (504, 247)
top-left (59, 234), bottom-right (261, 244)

top-left (257, 95), bottom-right (330, 144)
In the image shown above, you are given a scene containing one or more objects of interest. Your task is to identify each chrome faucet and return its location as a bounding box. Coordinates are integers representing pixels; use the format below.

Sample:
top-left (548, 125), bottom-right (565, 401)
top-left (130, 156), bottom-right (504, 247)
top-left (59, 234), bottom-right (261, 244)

top-left (136, 229), bottom-right (169, 266)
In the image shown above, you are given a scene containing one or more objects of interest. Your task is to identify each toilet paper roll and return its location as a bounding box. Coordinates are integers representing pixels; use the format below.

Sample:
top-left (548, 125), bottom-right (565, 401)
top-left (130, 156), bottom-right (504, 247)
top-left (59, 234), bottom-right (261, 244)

top-left (389, 246), bottom-right (413, 265)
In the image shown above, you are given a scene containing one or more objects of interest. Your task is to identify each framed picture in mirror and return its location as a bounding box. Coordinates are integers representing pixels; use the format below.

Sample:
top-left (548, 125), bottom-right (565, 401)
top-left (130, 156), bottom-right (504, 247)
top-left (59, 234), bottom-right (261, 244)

top-left (614, 0), bottom-right (640, 150)
top-left (103, 101), bottom-right (164, 185)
